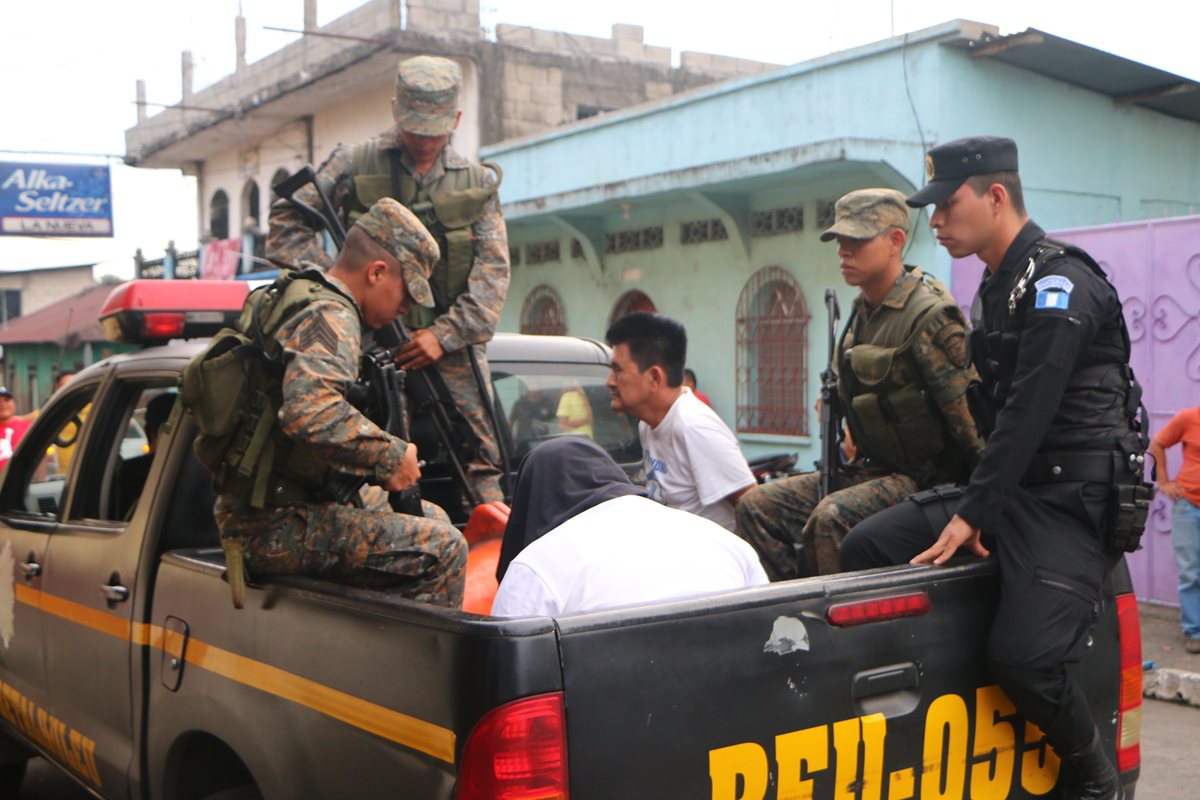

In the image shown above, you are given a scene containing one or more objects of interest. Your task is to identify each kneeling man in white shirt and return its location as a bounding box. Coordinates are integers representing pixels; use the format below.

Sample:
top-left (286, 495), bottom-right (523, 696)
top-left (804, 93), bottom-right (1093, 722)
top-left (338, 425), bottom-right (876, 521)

top-left (492, 437), bottom-right (768, 618)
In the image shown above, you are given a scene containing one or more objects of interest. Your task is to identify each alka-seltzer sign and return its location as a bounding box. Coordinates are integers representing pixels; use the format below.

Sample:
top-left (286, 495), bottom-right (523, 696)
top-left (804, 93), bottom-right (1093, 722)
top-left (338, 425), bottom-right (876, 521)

top-left (0, 162), bottom-right (113, 237)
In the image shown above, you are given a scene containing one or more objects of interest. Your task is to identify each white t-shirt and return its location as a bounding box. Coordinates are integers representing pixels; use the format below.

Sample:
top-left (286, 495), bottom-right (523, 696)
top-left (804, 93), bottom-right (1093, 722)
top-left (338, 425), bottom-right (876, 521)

top-left (640, 389), bottom-right (755, 531)
top-left (491, 495), bottom-right (769, 617)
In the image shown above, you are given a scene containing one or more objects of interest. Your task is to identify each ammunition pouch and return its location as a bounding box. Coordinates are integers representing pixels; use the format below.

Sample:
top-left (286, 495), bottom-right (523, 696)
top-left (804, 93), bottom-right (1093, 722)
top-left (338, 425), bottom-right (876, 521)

top-left (1108, 481), bottom-right (1153, 554)
top-left (844, 343), bottom-right (945, 471)
top-left (348, 138), bottom-right (499, 330)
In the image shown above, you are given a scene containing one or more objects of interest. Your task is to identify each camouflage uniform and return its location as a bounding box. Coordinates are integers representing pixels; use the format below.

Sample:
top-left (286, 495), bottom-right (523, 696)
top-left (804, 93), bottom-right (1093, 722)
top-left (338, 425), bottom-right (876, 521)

top-left (217, 200), bottom-right (467, 607)
top-left (736, 189), bottom-right (983, 578)
top-left (266, 56), bottom-right (509, 508)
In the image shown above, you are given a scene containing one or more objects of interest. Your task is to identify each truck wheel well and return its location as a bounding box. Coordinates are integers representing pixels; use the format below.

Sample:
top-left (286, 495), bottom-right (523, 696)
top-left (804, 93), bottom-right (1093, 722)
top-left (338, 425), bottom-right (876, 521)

top-left (167, 732), bottom-right (260, 800)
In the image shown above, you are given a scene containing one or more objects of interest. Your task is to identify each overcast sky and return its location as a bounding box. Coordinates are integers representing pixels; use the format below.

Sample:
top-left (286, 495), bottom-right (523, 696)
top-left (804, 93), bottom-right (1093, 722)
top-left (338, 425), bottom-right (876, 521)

top-left (2, 0), bottom-right (1198, 278)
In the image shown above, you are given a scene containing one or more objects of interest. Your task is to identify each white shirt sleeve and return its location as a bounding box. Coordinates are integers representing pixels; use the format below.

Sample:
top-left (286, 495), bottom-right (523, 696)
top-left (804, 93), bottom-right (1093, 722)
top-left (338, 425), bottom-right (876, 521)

top-left (684, 413), bottom-right (755, 507)
top-left (491, 562), bottom-right (562, 618)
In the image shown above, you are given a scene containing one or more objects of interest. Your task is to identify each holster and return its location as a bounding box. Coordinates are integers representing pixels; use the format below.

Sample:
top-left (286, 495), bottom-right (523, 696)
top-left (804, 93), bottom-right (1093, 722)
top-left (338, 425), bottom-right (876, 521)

top-left (1107, 481), bottom-right (1153, 554)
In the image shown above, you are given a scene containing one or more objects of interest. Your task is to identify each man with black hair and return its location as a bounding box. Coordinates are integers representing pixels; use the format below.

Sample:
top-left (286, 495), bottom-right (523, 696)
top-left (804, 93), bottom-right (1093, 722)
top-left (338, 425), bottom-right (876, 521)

top-left (605, 312), bottom-right (754, 531)
top-left (847, 137), bottom-right (1148, 800)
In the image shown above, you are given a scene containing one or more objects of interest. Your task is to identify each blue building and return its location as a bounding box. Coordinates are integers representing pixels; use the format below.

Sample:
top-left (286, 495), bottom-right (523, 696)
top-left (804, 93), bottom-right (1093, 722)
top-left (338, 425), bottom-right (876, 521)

top-left (484, 19), bottom-right (1200, 463)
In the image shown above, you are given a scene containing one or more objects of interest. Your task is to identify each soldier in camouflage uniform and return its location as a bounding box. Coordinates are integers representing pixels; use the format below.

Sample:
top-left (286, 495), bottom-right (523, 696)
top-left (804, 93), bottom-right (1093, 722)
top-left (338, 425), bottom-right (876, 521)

top-left (267, 55), bottom-right (509, 508)
top-left (735, 189), bottom-right (983, 578)
top-left (216, 199), bottom-right (467, 607)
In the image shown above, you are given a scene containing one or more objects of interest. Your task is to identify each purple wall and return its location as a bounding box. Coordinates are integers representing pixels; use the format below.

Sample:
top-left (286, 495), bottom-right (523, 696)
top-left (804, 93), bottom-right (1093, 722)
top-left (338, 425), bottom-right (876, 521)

top-left (951, 214), bottom-right (1200, 606)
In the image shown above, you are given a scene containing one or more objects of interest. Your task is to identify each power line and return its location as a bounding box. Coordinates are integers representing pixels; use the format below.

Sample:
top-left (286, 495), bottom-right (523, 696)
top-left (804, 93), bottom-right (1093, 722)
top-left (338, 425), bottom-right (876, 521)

top-left (0, 148), bottom-right (125, 160)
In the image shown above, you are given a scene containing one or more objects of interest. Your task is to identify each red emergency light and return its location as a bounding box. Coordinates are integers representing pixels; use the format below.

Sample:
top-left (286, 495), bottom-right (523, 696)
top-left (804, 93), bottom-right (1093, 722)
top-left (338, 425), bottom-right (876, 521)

top-left (100, 280), bottom-right (249, 345)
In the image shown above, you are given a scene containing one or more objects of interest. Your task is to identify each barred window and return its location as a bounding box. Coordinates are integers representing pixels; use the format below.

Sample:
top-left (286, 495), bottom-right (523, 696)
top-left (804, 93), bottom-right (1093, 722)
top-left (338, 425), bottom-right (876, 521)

top-left (750, 205), bottom-right (804, 237)
top-left (606, 226), bottom-right (664, 254)
top-left (681, 218), bottom-right (729, 245)
top-left (520, 285), bottom-right (567, 335)
top-left (816, 199), bottom-right (838, 231)
top-left (526, 240), bottom-right (561, 265)
top-left (736, 267), bottom-right (809, 436)
top-left (609, 290), bottom-right (657, 326)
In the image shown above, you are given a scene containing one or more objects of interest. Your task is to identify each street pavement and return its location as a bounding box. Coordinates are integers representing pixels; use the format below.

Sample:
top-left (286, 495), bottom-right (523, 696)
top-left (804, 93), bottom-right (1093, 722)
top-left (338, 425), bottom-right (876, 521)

top-left (1139, 601), bottom-right (1200, 706)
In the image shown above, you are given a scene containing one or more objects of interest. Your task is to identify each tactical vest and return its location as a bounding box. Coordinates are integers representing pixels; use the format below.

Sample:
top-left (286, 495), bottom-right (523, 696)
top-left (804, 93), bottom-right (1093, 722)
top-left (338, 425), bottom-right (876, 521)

top-left (347, 138), bottom-right (500, 329)
top-left (970, 239), bottom-right (1142, 455)
top-left (838, 269), bottom-right (963, 480)
top-left (182, 268), bottom-right (361, 511)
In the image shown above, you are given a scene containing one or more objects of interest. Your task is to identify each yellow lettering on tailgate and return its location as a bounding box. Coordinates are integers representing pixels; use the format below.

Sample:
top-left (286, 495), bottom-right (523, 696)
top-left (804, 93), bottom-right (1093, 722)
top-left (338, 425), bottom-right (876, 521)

top-left (921, 693), bottom-right (969, 799)
top-left (831, 718), bottom-right (862, 800)
top-left (971, 685), bottom-right (1016, 799)
top-left (859, 713), bottom-right (886, 800)
top-left (887, 767), bottom-right (915, 799)
top-left (709, 741), bottom-right (769, 800)
top-left (1020, 720), bottom-right (1061, 794)
top-left (775, 724), bottom-right (828, 800)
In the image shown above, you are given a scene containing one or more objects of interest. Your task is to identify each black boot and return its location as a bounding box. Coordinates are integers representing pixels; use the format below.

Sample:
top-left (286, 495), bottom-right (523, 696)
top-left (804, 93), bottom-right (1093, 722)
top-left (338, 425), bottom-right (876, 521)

top-left (1059, 729), bottom-right (1123, 800)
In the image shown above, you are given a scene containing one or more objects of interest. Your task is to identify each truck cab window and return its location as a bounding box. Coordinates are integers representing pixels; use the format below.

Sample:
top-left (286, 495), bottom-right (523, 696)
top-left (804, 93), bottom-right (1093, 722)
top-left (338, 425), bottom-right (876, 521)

top-left (71, 382), bottom-right (178, 524)
top-left (0, 386), bottom-right (98, 520)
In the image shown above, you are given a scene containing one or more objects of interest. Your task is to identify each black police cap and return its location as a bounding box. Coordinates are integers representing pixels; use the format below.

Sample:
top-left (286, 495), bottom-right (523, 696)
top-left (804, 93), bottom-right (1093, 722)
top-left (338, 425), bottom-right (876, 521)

top-left (906, 136), bottom-right (1019, 207)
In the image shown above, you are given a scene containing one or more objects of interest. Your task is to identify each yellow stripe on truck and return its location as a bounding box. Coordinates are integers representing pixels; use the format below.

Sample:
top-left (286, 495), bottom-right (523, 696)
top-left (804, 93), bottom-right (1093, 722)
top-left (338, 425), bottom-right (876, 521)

top-left (13, 584), bottom-right (456, 764)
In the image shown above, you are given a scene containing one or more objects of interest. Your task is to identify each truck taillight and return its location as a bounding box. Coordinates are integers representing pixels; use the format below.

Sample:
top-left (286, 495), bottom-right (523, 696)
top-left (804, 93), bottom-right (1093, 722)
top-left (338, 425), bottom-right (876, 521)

top-left (1115, 592), bottom-right (1142, 773)
top-left (456, 692), bottom-right (568, 800)
top-left (826, 591), bottom-right (931, 627)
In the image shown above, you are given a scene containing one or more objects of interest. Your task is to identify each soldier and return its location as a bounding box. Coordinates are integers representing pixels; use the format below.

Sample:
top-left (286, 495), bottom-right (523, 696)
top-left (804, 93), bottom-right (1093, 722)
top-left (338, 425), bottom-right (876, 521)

top-left (214, 198), bottom-right (467, 607)
top-left (850, 137), bottom-right (1148, 799)
top-left (267, 54), bottom-right (509, 508)
top-left (735, 189), bottom-right (982, 577)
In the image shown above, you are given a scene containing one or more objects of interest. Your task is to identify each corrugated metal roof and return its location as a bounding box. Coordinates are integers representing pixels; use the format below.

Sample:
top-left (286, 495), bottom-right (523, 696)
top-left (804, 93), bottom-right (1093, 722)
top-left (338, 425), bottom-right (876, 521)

top-left (0, 283), bottom-right (115, 345)
top-left (946, 28), bottom-right (1200, 124)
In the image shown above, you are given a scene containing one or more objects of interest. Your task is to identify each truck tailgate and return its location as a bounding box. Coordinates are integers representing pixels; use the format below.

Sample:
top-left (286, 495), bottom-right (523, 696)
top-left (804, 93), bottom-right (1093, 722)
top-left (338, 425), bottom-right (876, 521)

top-left (555, 561), bottom-right (1120, 800)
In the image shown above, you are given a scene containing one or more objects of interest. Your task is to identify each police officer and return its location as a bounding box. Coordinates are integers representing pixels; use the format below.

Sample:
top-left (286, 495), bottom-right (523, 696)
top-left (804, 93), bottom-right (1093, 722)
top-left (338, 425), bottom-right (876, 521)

top-left (215, 199), bottom-right (467, 607)
top-left (267, 55), bottom-right (509, 508)
top-left (848, 137), bottom-right (1147, 799)
top-left (735, 189), bottom-right (982, 577)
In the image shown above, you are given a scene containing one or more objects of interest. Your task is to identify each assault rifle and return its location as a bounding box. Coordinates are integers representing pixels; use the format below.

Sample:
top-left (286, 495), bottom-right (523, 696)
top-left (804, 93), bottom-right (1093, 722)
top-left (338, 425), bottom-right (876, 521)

top-left (817, 288), bottom-right (842, 500)
top-left (272, 166), bottom-right (489, 510)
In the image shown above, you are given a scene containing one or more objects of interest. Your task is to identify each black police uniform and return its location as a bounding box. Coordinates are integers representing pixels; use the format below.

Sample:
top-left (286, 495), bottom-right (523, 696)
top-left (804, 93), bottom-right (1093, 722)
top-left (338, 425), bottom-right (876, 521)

top-left (841, 219), bottom-right (1145, 759)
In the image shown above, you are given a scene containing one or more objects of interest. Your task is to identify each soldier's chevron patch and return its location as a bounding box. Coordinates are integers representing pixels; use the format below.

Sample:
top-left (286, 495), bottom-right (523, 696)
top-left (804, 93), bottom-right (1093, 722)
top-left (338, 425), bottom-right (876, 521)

top-left (297, 314), bottom-right (340, 355)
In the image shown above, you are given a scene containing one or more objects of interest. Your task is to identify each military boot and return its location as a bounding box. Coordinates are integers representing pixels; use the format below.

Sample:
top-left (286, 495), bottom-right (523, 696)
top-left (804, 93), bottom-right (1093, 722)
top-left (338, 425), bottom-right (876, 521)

top-left (1058, 729), bottom-right (1123, 800)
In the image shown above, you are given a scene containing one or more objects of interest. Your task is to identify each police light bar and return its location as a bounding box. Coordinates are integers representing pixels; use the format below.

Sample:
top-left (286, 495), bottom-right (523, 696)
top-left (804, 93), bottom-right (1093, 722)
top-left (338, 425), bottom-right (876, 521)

top-left (100, 280), bottom-right (248, 344)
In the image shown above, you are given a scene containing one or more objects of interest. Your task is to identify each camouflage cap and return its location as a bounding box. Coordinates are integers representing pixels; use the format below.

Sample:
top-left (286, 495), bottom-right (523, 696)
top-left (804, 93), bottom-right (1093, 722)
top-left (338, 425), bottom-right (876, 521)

top-left (819, 188), bottom-right (911, 242)
top-left (394, 55), bottom-right (462, 136)
top-left (352, 198), bottom-right (438, 308)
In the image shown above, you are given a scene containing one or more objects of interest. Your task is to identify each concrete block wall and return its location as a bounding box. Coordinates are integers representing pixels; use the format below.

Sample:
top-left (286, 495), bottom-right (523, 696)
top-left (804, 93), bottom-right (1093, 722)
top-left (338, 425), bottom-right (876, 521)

top-left (680, 51), bottom-right (780, 77)
top-left (502, 63), bottom-right (567, 139)
top-left (496, 23), bottom-right (671, 66)
top-left (407, 0), bottom-right (481, 36)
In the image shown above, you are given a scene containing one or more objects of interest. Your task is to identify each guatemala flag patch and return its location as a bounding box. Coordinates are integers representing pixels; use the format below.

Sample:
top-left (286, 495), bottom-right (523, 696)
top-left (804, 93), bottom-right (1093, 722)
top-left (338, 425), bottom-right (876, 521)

top-left (1033, 275), bottom-right (1074, 310)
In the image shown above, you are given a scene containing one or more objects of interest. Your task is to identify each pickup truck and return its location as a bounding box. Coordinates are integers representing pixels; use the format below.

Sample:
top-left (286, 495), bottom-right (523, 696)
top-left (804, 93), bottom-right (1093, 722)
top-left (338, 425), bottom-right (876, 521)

top-left (0, 281), bottom-right (1143, 799)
